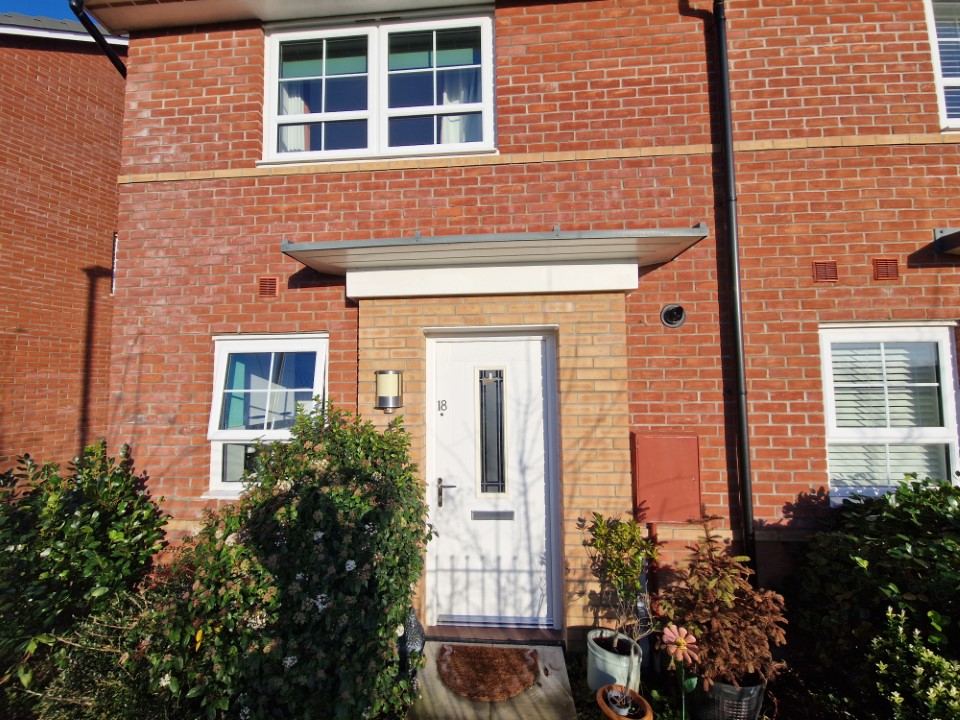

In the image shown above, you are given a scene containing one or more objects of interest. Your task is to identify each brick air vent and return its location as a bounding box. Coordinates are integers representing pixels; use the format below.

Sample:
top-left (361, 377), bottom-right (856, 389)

top-left (873, 258), bottom-right (899, 281)
top-left (258, 276), bottom-right (279, 298)
top-left (812, 261), bottom-right (838, 282)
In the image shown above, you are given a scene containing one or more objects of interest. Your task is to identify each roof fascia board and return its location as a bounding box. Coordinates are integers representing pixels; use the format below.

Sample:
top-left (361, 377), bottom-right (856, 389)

top-left (0, 25), bottom-right (127, 45)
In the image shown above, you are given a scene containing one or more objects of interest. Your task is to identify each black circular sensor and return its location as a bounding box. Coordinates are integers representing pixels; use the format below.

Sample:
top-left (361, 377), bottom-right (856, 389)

top-left (660, 304), bottom-right (686, 328)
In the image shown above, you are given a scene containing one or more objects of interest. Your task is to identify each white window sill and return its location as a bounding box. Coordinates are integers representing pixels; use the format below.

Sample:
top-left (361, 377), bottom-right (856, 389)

top-left (255, 148), bottom-right (499, 170)
top-left (202, 489), bottom-right (245, 500)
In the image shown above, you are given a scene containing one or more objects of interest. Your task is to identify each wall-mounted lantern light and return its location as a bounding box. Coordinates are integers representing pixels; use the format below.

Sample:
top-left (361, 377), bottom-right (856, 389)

top-left (374, 370), bottom-right (403, 413)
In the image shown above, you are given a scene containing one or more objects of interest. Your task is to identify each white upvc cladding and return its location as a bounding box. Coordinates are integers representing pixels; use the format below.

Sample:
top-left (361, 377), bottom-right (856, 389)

top-left (819, 322), bottom-right (960, 502)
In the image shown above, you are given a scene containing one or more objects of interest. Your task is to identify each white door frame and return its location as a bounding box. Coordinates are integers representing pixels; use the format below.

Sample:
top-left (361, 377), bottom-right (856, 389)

top-left (424, 326), bottom-right (562, 629)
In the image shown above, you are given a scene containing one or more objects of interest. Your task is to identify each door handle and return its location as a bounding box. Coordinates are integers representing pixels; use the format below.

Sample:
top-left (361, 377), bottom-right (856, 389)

top-left (437, 478), bottom-right (457, 508)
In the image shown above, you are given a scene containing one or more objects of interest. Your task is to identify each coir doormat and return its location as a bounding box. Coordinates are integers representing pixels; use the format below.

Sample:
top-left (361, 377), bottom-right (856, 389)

top-left (436, 643), bottom-right (540, 703)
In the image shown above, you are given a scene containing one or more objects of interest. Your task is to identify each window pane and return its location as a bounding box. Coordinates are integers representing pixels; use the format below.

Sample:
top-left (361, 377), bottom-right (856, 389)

top-left (437, 68), bottom-right (481, 104)
top-left (834, 387), bottom-right (886, 427)
top-left (831, 341), bottom-right (944, 429)
top-left (278, 123), bottom-right (323, 152)
top-left (325, 120), bottom-right (367, 150)
top-left (829, 444), bottom-right (885, 489)
top-left (436, 27), bottom-right (481, 67)
top-left (389, 72), bottom-right (433, 108)
top-left (438, 112), bottom-right (483, 144)
top-left (223, 444), bottom-right (257, 484)
top-left (831, 343), bottom-right (883, 383)
top-left (946, 88), bottom-right (960, 120)
top-left (829, 444), bottom-right (949, 493)
top-left (267, 390), bottom-right (313, 430)
top-left (389, 115), bottom-right (434, 146)
top-left (221, 391), bottom-right (269, 430)
top-left (936, 2), bottom-right (960, 40)
top-left (887, 387), bottom-right (943, 427)
top-left (325, 76), bottom-right (367, 112)
top-left (279, 80), bottom-right (322, 115)
top-left (888, 444), bottom-right (949, 481)
top-left (389, 31), bottom-right (433, 71)
top-left (885, 343), bottom-right (939, 383)
top-left (940, 42), bottom-right (960, 78)
top-left (272, 352), bottom-right (316, 389)
top-left (225, 353), bottom-right (271, 391)
top-left (479, 370), bottom-right (505, 494)
top-left (280, 41), bottom-right (324, 79)
top-left (326, 36), bottom-right (367, 75)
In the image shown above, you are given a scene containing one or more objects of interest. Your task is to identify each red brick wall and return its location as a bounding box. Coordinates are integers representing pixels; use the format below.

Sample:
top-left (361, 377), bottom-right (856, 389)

top-left (0, 35), bottom-right (125, 469)
top-left (110, 0), bottom-right (960, 543)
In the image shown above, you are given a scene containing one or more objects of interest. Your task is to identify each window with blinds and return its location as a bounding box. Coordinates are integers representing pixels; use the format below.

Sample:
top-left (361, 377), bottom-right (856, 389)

top-left (820, 326), bottom-right (959, 502)
top-left (930, 0), bottom-right (960, 126)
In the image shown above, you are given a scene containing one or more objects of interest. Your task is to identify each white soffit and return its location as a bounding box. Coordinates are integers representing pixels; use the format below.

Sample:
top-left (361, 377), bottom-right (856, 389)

top-left (84, 0), bottom-right (486, 33)
top-left (282, 224), bottom-right (708, 299)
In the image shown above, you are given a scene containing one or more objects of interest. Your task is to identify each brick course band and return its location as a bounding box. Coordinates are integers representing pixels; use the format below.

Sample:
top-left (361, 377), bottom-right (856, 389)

top-left (117, 132), bottom-right (960, 185)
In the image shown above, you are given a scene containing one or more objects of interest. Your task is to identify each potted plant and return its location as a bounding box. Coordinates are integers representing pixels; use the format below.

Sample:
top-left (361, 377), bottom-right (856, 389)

top-left (653, 518), bottom-right (787, 720)
top-left (596, 683), bottom-right (655, 719)
top-left (581, 512), bottom-right (659, 693)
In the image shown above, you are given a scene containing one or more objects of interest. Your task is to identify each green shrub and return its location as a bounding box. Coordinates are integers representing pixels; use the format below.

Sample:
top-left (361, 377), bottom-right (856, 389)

top-left (791, 474), bottom-right (960, 703)
top-left (869, 609), bottom-right (960, 720)
top-left (582, 513), bottom-right (658, 643)
top-left (0, 443), bottom-right (166, 699)
top-left (34, 589), bottom-right (174, 720)
top-left (134, 404), bottom-right (431, 720)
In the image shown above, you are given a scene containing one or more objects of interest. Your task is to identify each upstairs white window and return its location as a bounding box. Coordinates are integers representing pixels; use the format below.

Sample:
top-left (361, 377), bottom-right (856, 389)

top-left (264, 16), bottom-right (494, 162)
top-left (820, 325), bottom-right (960, 503)
top-left (928, 0), bottom-right (960, 127)
top-left (207, 335), bottom-right (328, 496)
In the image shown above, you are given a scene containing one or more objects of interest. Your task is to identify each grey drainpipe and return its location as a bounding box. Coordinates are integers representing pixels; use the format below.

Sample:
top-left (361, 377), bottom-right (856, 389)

top-left (713, 0), bottom-right (756, 564)
top-left (69, 0), bottom-right (126, 78)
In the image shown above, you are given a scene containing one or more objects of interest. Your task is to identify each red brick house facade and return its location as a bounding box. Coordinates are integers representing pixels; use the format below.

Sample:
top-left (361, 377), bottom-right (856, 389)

top-left (87, 0), bottom-right (960, 640)
top-left (0, 15), bottom-right (125, 469)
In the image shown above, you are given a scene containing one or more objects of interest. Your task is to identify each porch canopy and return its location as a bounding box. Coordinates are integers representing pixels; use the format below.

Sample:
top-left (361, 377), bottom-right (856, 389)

top-left (282, 224), bottom-right (708, 300)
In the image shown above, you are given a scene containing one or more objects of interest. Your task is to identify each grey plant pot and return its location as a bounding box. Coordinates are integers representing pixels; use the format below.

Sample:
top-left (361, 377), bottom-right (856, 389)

top-left (691, 678), bottom-right (765, 720)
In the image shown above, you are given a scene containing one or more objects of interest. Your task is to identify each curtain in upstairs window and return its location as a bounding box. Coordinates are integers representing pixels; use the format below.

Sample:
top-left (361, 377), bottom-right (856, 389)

top-left (279, 86), bottom-right (308, 152)
top-left (278, 40), bottom-right (321, 153)
top-left (439, 69), bottom-right (481, 144)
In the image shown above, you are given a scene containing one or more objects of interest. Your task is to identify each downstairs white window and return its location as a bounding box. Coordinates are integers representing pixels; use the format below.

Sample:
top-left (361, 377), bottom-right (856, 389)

top-left (820, 324), bottom-right (960, 502)
top-left (207, 334), bottom-right (328, 496)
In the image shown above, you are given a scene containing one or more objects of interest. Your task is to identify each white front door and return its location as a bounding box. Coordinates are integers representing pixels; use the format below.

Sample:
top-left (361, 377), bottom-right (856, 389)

top-left (427, 333), bottom-right (558, 628)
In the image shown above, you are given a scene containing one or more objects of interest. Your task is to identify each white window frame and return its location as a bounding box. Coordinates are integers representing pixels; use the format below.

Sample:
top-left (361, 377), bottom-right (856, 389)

top-left (206, 334), bottom-right (328, 497)
top-left (925, 0), bottom-right (960, 130)
top-left (263, 15), bottom-right (495, 163)
top-left (819, 323), bottom-right (960, 502)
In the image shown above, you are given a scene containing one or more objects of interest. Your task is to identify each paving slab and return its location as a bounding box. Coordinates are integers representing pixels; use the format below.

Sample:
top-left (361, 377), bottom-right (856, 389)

top-left (410, 641), bottom-right (577, 720)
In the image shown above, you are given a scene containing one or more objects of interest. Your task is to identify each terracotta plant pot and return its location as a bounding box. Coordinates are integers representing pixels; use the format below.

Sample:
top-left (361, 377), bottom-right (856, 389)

top-left (596, 684), bottom-right (654, 720)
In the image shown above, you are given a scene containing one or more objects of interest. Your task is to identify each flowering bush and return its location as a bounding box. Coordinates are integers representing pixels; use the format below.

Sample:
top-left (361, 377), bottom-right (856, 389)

top-left (869, 609), bottom-right (960, 720)
top-left (0, 443), bottom-right (166, 711)
top-left (133, 405), bottom-right (431, 720)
